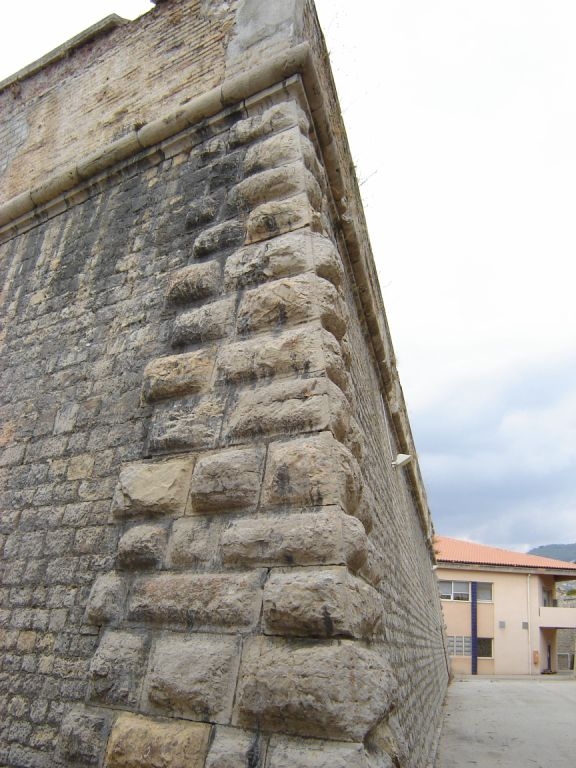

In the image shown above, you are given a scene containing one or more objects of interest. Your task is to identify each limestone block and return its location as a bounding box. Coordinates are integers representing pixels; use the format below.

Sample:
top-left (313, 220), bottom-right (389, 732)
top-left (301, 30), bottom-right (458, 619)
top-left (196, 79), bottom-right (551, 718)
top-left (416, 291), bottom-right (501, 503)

top-left (88, 630), bottom-right (147, 708)
top-left (185, 196), bottom-right (219, 230)
top-left (148, 393), bottom-right (226, 453)
top-left (221, 507), bottom-right (367, 571)
top-left (205, 727), bottom-right (260, 768)
top-left (354, 482), bottom-right (376, 532)
top-left (262, 432), bottom-right (362, 514)
top-left (233, 164), bottom-right (322, 210)
top-left (167, 517), bottom-right (220, 569)
top-left (84, 573), bottom-right (126, 625)
top-left (59, 706), bottom-right (112, 766)
top-left (266, 735), bottom-right (369, 768)
top-left (229, 102), bottom-right (309, 147)
top-left (245, 194), bottom-right (322, 244)
top-left (190, 446), bottom-right (265, 512)
top-left (236, 273), bottom-right (346, 340)
top-left (105, 713), bottom-right (210, 768)
top-left (234, 637), bottom-right (396, 741)
top-left (111, 458), bottom-right (194, 518)
top-left (262, 566), bottom-right (383, 639)
top-left (215, 327), bottom-right (347, 390)
top-left (127, 571), bottom-right (263, 631)
top-left (244, 128), bottom-right (318, 176)
top-left (117, 524), bottom-right (167, 570)
top-left (224, 230), bottom-right (344, 291)
top-left (145, 634), bottom-right (240, 722)
top-left (141, 349), bottom-right (215, 403)
top-left (166, 261), bottom-right (222, 304)
top-left (225, 377), bottom-right (350, 443)
top-left (171, 296), bottom-right (235, 346)
top-left (359, 539), bottom-right (386, 587)
top-left (193, 220), bottom-right (244, 258)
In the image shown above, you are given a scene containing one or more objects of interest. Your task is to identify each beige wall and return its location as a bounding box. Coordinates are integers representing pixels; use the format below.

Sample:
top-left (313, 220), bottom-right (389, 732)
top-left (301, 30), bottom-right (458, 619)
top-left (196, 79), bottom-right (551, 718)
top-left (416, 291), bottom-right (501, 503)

top-left (437, 566), bottom-right (569, 675)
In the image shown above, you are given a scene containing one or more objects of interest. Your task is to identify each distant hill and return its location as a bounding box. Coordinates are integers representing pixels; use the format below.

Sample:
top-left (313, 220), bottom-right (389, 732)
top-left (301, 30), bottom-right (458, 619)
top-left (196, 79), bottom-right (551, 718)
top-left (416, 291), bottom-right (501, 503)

top-left (528, 543), bottom-right (576, 562)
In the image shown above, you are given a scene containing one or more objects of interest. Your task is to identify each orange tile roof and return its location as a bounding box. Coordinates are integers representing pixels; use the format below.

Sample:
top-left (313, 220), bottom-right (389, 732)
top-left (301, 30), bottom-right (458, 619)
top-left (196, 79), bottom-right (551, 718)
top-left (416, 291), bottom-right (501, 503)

top-left (435, 536), bottom-right (576, 572)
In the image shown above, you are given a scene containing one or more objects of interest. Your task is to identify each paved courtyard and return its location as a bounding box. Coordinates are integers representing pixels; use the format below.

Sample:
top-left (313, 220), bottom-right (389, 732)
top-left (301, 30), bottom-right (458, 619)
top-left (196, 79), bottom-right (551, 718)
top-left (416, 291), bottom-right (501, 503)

top-left (435, 676), bottom-right (576, 767)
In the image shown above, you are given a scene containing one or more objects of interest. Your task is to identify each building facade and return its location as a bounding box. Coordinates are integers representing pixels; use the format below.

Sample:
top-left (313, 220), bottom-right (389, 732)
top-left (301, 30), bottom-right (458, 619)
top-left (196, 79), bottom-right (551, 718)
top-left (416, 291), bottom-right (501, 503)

top-left (436, 537), bottom-right (576, 675)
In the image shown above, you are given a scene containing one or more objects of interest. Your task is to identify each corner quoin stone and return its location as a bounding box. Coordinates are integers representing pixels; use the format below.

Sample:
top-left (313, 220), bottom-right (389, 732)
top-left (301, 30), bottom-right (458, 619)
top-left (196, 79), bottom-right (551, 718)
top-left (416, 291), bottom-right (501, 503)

top-left (111, 458), bottom-right (195, 518)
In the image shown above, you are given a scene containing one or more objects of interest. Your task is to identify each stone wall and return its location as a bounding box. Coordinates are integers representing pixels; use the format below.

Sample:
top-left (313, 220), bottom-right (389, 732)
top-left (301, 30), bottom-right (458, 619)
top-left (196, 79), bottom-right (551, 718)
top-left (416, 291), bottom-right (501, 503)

top-left (0, 1), bottom-right (449, 766)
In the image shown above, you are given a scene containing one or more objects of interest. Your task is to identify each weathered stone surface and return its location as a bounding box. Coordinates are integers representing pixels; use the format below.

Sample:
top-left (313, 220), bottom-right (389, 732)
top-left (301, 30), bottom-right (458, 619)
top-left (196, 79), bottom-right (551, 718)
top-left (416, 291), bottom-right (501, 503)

top-left (262, 432), bottom-right (362, 513)
top-left (105, 713), bottom-right (210, 768)
top-left (185, 196), bottom-right (219, 230)
top-left (111, 458), bottom-right (194, 518)
top-left (88, 630), bottom-right (147, 707)
top-left (215, 326), bottom-right (347, 390)
top-left (233, 163), bottom-right (322, 210)
top-left (166, 261), bottom-right (222, 304)
top-left (359, 539), bottom-right (386, 587)
top-left (244, 128), bottom-right (319, 176)
top-left (205, 727), bottom-right (260, 768)
top-left (263, 566), bottom-right (383, 639)
top-left (193, 220), bottom-right (244, 258)
top-left (236, 273), bottom-right (346, 339)
top-left (234, 637), bottom-right (396, 741)
top-left (221, 507), bottom-right (367, 570)
top-left (85, 573), bottom-right (126, 625)
top-left (229, 102), bottom-right (309, 148)
top-left (190, 446), bottom-right (265, 512)
top-left (146, 634), bottom-right (240, 722)
top-left (266, 735), bottom-right (370, 768)
top-left (59, 706), bottom-right (112, 766)
top-left (127, 571), bottom-right (264, 630)
top-left (117, 524), bottom-right (167, 569)
top-left (141, 349), bottom-right (215, 402)
top-left (148, 393), bottom-right (226, 453)
top-left (167, 516), bottom-right (220, 569)
top-left (225, 377), bottom-right (351, 443)
top-left (171, 296), bottom-right (235, 346)
top-left (245, 194), bottom-right (322, 244)
top-left (224, 230), bottom-right (344, 291)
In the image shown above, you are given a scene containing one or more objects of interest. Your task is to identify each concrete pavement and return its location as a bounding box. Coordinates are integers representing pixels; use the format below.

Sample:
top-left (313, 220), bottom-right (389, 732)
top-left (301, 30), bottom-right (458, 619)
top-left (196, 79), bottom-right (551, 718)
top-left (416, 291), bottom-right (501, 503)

top-left (435, 675), bottom-right (576, 767)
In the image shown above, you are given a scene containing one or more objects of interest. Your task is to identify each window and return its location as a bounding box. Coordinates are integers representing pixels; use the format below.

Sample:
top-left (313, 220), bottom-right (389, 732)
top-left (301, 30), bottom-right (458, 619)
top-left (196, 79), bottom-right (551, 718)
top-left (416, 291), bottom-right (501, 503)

top-left (447, 636), bottom-right (493, 658)
top-left (439, 580), bottom-right (493, 602)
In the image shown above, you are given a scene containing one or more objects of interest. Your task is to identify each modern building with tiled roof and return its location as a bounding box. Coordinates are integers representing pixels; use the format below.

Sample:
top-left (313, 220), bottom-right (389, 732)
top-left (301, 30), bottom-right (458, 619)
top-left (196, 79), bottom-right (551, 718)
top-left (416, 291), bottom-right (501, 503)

top-left (435, 536), bottom-right (576, 675)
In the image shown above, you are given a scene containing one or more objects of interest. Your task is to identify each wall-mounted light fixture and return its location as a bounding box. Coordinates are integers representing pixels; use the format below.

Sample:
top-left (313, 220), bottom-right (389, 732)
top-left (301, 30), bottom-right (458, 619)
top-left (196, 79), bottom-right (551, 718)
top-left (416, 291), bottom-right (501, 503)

top-left (392, 453), bottom-right (412, 468)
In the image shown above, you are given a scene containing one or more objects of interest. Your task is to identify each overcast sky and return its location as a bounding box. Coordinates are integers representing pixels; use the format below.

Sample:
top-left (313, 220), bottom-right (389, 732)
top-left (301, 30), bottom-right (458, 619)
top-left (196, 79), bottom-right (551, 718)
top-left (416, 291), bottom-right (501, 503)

top-left (1, 1), bottom-right (575, 552)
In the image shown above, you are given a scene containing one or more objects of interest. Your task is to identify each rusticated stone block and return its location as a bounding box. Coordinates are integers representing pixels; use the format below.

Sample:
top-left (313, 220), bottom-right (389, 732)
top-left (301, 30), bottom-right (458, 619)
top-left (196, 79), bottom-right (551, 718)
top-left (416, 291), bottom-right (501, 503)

top-left (111, 458), bottom-right (194, 518)
top-left (234, 637), bottom-right (396, 741)
top-left (233, 164), bottom-right (322, 210)
top-left (221, 507), bottom-right (367, 571)
top-left (127, 571), bottom-right (264, 631)
top-left (262, 566), bottom-right (383, 639)
top-left (59, 706), bottom-right (112, 766)
top-left (245, 194), bottom-right (322, 244)
top-left (236, 273), bottom-right (346, 339)
top-left (171, 296), bottom-right (235, 346)
top-left (148, 393), bottom-right (226, 453)
top-left (225, 377), bottom-right (351, 443)
top-left (105, 713), bottom-right (210, 768)
top-left (88, 630), bottom-right (147, 707)
top-left (166, 261), bottom-right (222, 304)
top-left (205, 727), bottom-right (261, 768)
top-left (141, 349), bottom-right (216, 403)
top-left (193, 220), bottom-right (244, 258)
top-left (262, 432), bottom-right (362, 514)
top-left (267, 735), bottom-right (370, 768)
top-left (359, 539), bottom-right (386, 587)
top-left (117, 524), bottom-right (166, 570)
top-left (167, 517), bottom-right (220, 569)
top-left (84, 573), bottom-right (126, 625)
top-left (185, 196), bottom-right (219, 231)
top-left (145, 634), bottom-right (240, 722)
top-left (229, 101), bottom-right (309, 148)
top-left (243, 127), bottom-right (319, 176)
top-left (190, 446), bottom-right (265, 512)
top-left (215, 326), bottom-right (347, 390)
top-left (224, 230), bottom-right (344, 291)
